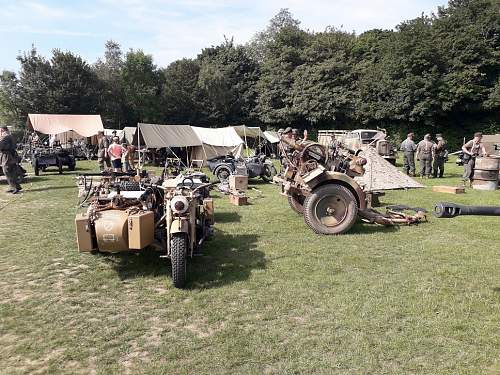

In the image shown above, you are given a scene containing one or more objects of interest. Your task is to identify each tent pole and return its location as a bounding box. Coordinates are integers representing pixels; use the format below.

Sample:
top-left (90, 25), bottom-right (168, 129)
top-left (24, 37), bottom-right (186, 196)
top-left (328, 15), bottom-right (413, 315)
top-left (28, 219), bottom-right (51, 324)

top-left (137, 125), bottom-right (141, 176)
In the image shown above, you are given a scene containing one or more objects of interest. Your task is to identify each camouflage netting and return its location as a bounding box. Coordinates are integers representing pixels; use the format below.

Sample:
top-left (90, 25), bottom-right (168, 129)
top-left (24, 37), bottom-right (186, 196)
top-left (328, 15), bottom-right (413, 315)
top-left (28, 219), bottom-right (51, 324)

top-left (354, 147), bottom-right (424, 192)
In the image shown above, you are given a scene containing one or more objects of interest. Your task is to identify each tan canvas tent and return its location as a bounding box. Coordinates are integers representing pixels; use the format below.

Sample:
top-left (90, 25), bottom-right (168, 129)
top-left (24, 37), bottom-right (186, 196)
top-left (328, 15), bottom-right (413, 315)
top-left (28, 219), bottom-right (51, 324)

top-left (27, 114), bottom-right (104, 137)
top-left (137, 123), bottom-right (202, 148)
top-left (191, 126), bottom-right (244, 165)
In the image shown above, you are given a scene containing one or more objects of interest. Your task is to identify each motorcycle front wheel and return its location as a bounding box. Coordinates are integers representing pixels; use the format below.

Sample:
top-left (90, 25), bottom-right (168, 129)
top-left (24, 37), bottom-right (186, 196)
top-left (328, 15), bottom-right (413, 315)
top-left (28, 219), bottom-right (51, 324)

top-left (170, 233), bottom-right (188, 288)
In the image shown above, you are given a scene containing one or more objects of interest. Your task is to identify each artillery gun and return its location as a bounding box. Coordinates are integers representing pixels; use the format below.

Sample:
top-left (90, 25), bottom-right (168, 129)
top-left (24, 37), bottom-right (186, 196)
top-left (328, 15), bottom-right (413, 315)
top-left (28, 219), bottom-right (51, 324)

top-left (75, 166), bottom-right (214, 288)
top-left (434, 202), bottom-right (500, 218)
top-left (275, 137), bottom-right (425, 235)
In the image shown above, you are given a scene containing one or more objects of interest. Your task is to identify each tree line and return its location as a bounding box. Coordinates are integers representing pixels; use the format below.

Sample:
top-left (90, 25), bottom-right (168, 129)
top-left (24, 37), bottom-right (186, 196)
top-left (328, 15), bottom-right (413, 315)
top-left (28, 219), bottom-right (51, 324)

top-left (0, 0), bottom-right (498, 149)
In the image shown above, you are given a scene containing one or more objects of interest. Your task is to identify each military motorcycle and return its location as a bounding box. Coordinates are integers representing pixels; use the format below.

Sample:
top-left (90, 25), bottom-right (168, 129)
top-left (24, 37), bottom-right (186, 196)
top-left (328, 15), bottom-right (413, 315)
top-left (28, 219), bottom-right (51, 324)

top-left (75, 169), bottom-right (214, 288)
top-left (207, 153), bottom-right (277, 182)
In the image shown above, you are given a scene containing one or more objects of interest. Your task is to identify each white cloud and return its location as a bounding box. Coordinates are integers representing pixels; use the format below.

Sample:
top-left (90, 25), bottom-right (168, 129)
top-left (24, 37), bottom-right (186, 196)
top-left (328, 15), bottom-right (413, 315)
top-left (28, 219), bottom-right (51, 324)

top-left (0, 0), bottom-right (444, 70)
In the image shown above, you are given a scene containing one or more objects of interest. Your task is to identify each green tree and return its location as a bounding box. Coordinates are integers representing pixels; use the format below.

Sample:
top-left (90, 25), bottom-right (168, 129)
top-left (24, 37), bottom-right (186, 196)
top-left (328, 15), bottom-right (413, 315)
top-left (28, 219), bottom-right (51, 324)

top-left (122, 49), bottom-right (164, 125)
top-left (94, 40), bottom-right (126, 128)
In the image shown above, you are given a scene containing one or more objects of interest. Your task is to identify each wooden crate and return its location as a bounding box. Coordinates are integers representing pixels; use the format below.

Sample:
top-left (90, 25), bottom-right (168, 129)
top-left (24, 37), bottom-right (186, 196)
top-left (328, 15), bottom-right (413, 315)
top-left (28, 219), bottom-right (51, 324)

top-left (229, 175), bottom-right (248, 192)
top-left (229, 193), bottom-right (248, 206)
top-left (432, 185), bottom-right (465, 194)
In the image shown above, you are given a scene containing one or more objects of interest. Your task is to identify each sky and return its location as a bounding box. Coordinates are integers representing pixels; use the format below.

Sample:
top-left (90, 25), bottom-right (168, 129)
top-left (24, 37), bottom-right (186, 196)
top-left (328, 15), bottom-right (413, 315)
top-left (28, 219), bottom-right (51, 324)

top-left (0, 0), bottom-right (447, 72)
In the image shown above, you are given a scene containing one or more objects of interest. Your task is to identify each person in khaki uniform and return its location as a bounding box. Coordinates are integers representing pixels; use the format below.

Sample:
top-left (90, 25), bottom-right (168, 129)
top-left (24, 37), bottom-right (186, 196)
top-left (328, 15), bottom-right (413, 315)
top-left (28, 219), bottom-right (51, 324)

top-left (432, 134), bottom-right (448, 178)
top-left (416, 134), bottom-right (434, 178)
top-left (461, 132), bottom-right (488, 185)
top-left (96, 131), bottom-right (110, 172)
top-left (0, 126), bottom-right (22, 194)
top-left (400, 132), bottom-right (417, 176)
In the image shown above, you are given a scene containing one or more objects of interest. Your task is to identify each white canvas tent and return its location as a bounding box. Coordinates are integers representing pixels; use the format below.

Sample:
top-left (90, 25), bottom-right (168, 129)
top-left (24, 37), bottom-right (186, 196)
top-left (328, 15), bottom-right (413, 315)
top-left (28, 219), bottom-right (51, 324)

top-left (122, 127), bottom-right (137, 144)
top-left (264, 130), bottom-right (280, 144)
top-left (191, 126), bottom-right (244, 165)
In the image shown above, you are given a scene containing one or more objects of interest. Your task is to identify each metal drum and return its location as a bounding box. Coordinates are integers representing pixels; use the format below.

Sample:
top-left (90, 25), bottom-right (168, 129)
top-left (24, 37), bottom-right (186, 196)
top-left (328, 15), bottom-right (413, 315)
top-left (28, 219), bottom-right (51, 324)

top-left (472, 157), bottom-right (499, 191)
top-left (474, 157), bottom-right (500, 170)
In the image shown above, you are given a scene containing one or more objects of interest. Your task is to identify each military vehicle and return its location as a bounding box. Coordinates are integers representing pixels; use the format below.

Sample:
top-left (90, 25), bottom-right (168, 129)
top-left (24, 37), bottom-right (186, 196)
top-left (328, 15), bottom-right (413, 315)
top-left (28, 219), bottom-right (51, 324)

top-left (31, 146), bottom-right (76, 175)
top-left (75, 168), bottom-right (214, 288)
top-left (275, 137), bottom-right (425, 235)
top-left (207, 153), bottom-right (277, 182)
top-left (318, 129), bottom-right (397, 165)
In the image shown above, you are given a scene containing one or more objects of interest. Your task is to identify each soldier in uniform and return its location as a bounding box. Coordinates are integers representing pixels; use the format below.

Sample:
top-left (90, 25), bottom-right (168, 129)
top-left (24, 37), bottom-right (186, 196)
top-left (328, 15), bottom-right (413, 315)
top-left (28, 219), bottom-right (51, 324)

top-left (400, 132), bottom-right (417, 176)
top-left (461, 132), bottom-right (487, 185)
top-left (0, 126), bottom-right (22, 194)
top-left (416, 134), bottom-right (434, 178)
top-left (432, 134), bottom-right (448, 178)
top-left (327, 134), bottom-right (339, 159)
top-left (96, 130), bottom-right (110, 172)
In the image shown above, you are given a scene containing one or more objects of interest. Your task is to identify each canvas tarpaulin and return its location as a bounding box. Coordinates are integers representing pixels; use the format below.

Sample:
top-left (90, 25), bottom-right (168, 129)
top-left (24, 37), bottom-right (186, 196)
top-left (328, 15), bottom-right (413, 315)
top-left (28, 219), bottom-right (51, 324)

top-left (137, 123), bottom-right (202, 148)
top-left (191, 126), bottom-right (244, 164)
top-left (264, 130), bottom-right (280, 143)
top-left (27, 114), bottom-right (104, 137)
top-left (354, 147), bottom-right (424, 192)
top-left (232, 125), bottom-right (265, 139)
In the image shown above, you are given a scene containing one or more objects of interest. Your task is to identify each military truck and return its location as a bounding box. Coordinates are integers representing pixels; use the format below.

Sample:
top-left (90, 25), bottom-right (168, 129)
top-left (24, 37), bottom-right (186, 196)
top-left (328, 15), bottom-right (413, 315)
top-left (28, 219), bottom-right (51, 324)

top-left (318, 129), bottom-right (397, 165)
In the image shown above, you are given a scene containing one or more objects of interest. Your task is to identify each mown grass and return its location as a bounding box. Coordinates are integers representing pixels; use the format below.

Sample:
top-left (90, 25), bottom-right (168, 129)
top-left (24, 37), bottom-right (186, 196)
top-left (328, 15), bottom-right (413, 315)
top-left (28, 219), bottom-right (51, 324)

top-left (0, 159), bottom-right (499, 374)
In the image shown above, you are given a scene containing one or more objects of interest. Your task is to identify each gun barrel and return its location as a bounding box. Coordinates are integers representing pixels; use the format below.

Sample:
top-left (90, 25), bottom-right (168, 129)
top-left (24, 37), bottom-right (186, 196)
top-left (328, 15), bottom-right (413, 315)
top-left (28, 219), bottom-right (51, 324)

top-left (434, 202), bottom-right (500, 218)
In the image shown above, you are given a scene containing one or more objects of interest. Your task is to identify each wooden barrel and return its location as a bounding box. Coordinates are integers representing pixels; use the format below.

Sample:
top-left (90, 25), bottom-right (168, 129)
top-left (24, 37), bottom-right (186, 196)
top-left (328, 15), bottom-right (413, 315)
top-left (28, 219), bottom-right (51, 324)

top-left (472, 157), bottom-right (499, 191)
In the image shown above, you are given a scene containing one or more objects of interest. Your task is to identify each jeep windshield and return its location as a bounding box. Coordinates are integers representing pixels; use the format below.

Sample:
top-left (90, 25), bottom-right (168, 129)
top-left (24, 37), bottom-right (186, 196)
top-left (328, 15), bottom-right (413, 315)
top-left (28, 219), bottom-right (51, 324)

top-left (360, 131), bottom-right (379, 143)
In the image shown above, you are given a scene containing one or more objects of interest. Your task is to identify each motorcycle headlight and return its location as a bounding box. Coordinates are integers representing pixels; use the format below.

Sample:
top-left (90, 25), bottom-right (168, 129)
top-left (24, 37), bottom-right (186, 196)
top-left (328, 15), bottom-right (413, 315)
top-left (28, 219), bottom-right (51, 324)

top-left (170, 196), bottom-right (189, 214)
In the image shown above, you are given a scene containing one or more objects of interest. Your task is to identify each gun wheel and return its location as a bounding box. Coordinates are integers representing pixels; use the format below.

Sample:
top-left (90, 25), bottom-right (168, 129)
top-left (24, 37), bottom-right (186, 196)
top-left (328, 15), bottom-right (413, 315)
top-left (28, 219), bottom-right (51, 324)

top-left (303, 184), bottom-right (358, 235)
top-left (288, 194), bottom-right (305, 214)
top-left (170, 233), bottom-right (187, 288)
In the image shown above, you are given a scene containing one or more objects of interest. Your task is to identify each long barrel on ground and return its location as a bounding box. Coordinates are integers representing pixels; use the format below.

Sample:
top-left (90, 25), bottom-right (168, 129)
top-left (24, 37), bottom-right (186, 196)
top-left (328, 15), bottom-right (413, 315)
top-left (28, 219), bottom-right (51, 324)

top-left (434, 202), bottom-right (500, 218)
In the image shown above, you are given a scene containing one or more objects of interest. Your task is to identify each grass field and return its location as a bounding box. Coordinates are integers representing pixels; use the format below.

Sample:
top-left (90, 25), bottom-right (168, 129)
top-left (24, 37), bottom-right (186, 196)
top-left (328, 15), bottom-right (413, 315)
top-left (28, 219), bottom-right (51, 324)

top-left (0, 159), bottom-right (499, 374)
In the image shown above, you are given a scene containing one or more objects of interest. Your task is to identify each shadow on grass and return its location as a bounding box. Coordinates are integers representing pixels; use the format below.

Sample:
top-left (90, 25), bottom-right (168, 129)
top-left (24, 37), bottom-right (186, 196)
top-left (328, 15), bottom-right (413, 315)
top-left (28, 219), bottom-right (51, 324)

top-left (26, 185), bottom-right (76, 193)
top-left (99, 232), bottom-right (264, 289)
top-left (215, 211), bottom-right (241, 223)
top-left (348, 221), bottom-right (400, 235)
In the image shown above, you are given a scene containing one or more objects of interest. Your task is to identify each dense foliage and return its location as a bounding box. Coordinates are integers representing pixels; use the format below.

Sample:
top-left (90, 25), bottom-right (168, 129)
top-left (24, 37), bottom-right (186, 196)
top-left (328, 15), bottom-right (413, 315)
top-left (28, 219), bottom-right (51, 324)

top-left (0, 0), bottom-right (498, 147)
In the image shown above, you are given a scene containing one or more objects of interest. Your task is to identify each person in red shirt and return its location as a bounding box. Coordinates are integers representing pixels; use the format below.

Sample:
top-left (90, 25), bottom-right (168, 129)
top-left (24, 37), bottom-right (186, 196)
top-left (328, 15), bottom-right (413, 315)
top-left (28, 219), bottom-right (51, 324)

top-left (107, 136), bottom-right (126, 172)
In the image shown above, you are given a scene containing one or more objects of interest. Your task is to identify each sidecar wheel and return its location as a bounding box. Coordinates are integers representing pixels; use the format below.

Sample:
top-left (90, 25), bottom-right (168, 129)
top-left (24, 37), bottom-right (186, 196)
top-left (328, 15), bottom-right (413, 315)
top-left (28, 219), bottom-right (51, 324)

top-left (261, 164), bottom-right (277, 182)
top-left (215, 166), bottom-right (231, 182)
top-left (170, 233), bottom-right (188, 288)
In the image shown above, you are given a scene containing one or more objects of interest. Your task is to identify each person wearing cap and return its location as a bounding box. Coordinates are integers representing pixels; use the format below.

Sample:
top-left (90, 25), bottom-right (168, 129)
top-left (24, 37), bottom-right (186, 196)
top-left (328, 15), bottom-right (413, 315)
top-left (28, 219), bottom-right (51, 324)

top-left (461, 132), bottom-right (488, 185)
top-left (400, 132), bottom-right (417, 176)
top-left (432, 134), bottom-right (448, 178)
top-left (0, 126), bottom-right (22, 194)
top-left (416, 134), bottom-right (434, 178)
top-left (97, 130), bottom-right (111, 172)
